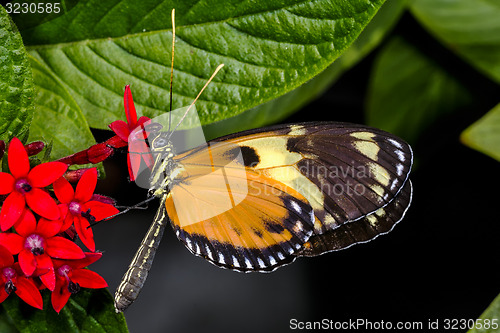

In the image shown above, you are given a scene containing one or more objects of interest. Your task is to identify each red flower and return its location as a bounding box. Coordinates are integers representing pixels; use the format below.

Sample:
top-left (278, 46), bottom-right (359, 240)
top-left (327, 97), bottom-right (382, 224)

top-left (0, 209), bottom-right (85, 291)
top-left (109, 85), bottom-right (152, 181)
top-left (51, 252), bottom-right (107, 313)
top-left (109, 85), bottom-right (151, 145)
top-left (0, 137), bottom-right (68, 230)
top-left (0, 245), bottom-right (43, 309)
top-left (53, 168), bottom-right (119, 252)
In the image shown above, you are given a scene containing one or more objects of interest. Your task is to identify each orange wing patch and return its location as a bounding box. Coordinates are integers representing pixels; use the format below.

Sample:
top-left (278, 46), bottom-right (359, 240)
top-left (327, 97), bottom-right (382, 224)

top-left (166, 167), bottom-right (315, 271)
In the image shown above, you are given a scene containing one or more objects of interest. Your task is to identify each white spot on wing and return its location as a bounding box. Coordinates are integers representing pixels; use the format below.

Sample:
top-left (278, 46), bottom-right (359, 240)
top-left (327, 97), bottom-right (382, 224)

top-left (388, 138), bottom-right (403, 149)
top-left (290, 201), bottom-right (302, 214)
top-left (185, 236), bottom-right (192, 249)
top-left (205, 244), bottom-right (213, 260)
top-left (309, 210), bottom-right (315, 222)
top-left (396, 163), bottom-right (404, 176)
top-left (218, 252), bottom-right (225, 264)
top-left (389, 179), bottom-right (397, 192)
top-left (257, 258), bottom-right (266, 268)
top-left (394, 150), bottom-right (406, 162)
top-left (232, 255), bottom-right (240, 267)
top-left (245, 258), bottom-right (252, 269)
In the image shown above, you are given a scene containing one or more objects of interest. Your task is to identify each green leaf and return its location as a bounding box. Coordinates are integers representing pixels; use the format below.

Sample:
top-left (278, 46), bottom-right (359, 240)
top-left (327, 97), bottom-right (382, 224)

top-left (0, 5), bottom-right (34, 142)
top-left (365, 36), bottom-right (472, 144)
top-left (1, 289), bottom-right (128, 333)
top-left (27, 55), bottom-right (97, 161)
top-left (410, 0), bottom-right (500, 84)
top-left (461, 103), bottom-right (500, 162)
top-left (468, 292), bottom-right (500, 333)
top-left (204, 0), bottom-right (407, 139)
top-left (16, 0), bottom-right (386, 134)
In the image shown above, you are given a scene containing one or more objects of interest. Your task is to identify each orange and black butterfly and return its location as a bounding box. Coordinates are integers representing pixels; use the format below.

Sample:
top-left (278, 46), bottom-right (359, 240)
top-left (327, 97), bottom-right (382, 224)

top-left (114, 114), bottom-right (413, 312)
top-left (114, 9), bottom-right (412, 312)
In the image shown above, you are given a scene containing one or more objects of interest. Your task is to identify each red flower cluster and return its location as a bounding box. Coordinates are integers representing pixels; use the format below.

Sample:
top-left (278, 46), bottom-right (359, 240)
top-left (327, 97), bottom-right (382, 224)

top-left (0, 138), bottom-right (115, 312)
top-left (0, 85), bottom-right (150, 313)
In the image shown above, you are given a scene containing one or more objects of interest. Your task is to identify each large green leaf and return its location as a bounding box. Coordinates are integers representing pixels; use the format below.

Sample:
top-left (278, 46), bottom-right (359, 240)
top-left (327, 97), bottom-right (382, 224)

top-left (0, 5), bottom-right (34, 142)
top-left (410, 0), bottom-right (500, 84)
top-left (15, 0), bottom-right (386, 137)
top-left (27, 56), bottom-right (97, 160)
top-left (204, 0), bottom-right (407, 139)
top-left (468, 292), bottom-right (500, 333)
top-left (365, 36), bottom-right (472, 144)
top-left (1, 289), bottom-right (128, 333)
top-left (461, 103), bottom-right (500, 162)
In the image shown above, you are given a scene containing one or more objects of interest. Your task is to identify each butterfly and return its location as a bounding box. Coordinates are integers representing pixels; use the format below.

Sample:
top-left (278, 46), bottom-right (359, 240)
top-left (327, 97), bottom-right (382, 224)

top-left (113, 9), bottom-right (412, 312)
top-left (114, 116), bottom-right (413, 312)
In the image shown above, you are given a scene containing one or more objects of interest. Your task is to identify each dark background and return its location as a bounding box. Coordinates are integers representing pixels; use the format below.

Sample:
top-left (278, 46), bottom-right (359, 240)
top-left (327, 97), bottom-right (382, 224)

top-left (91, 12), bottom-right (500, 333)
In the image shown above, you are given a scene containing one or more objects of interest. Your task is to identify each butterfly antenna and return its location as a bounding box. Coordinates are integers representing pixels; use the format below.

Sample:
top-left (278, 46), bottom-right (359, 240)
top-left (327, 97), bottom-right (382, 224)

top-left (167, 63), bottom-right (224, 139)
top-left (168, 8), bottom-right (176, 133)
top-left (87, 196), bottom-right (158, 228)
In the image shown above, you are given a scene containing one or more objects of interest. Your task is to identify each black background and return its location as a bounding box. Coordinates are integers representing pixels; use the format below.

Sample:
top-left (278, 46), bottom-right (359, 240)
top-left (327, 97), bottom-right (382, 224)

top-left (91, 12), bottom-right (500, 333)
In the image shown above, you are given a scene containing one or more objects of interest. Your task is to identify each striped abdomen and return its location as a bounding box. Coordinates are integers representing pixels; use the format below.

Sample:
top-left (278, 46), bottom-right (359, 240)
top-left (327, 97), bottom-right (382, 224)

top-left (114, 196), bottom-right (168, 312)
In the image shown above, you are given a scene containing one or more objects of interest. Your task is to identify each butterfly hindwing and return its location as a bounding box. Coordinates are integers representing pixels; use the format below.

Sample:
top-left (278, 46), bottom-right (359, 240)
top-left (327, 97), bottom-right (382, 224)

top-left (166, 167), bottom-right (315, 272)
top-left (298, 180), bottom-right (413, 256)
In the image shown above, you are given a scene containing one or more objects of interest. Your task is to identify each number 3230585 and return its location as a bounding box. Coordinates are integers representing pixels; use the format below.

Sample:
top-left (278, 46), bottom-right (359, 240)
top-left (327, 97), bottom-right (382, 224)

top-left (5, 3), bottom-right (61, 14)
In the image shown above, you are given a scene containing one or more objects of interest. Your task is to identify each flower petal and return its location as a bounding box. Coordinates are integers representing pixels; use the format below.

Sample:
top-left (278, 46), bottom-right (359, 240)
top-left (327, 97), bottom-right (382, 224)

top-left (136, 116), bottom-right (151, 127)
top-left (109, 120), bottom-right (130, 142)
top-left (19, 250), bottom-right (37, 276)
top-left (25, 188), bottom-right (60, 220)
top-left (45, 236), bottom-right (85, 259)
top-left (0, 173), bottom-right (14, 195)
top-left (70, 269), bottom-right (107, 289)
top-left (51, 277), bottom-right (70, 313)
top-left (52, 252), bottom-right (103, 272)
top-left (0, 192), bottom-right (26, 231)
top-left (0, 232), bottom-right (24, 254)
top-left (35, 253), bottom-right (53, 275)
top-left (0, 245), bottom-right (14, 268)
top-left (53, 177), bottom-right (74, 204)
top-left (74, 168), bottom-right (97, 203)
top-left (36, 218), bottom-right (63, 239)
top-left (124, 85), bottom-right (138, 126)
top-left (8, 138), bottom-right (30, 179)
top-left (39, 268), bottom-right (56, 291)
top-left (15, 277), bottom-right (44, 309)
top-left (74, 216), bottom-right (95, 252)
top-left (27, 162), bottom-right (68, 188)
top-left (13, 209), bottom-right (37, 236)
top-left (84, 201), bottom-right (119, 222)
top-left (61, 212), bottom-right (74, 232)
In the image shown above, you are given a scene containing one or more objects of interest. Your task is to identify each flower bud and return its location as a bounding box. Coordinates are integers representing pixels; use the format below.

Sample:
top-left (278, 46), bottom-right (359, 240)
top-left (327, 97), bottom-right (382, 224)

top-left (90, 194), bottom-right (116, 206)
top-left (87, 143), bottom-right (114, 164)
top-left (63, 168), bottom-right (95, 183)
top-left (24, 141), bottom-right (45, 156)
